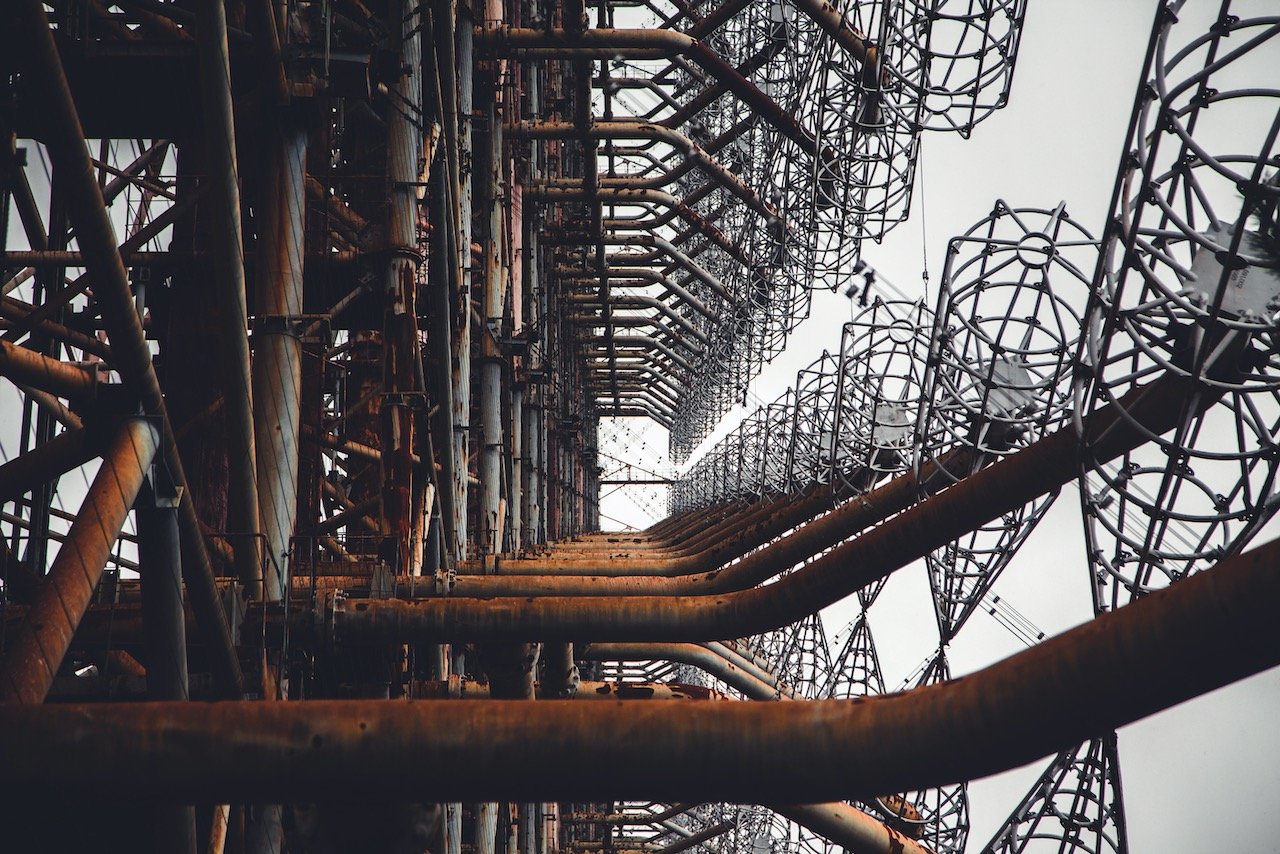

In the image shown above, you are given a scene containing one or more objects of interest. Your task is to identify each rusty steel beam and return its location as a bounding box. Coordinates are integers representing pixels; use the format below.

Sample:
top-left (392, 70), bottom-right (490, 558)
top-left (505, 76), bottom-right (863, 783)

top-left (0, 339), bottom-right (97, 401)
top-left (13, 0), bottom-right (244, 697)
top-left (1, 537), bottom-right (1275, 800)
top-left (0, 418), bottom-right (160, 704)
top-left (336, 376), bottom-right (1210, 641)
top-left (0, 427), bottom-right (98, 503)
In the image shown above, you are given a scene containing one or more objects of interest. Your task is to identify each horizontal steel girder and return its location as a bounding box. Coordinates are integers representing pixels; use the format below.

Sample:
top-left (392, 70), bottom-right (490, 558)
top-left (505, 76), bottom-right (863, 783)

top-left (338, 377), bottom-right (1211, 639)
top-left (0, 538), bottom-right (1274, 801)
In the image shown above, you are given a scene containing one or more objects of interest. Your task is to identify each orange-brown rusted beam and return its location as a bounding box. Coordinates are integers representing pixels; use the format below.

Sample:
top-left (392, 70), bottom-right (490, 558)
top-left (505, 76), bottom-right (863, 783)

top-left (2, 535), bottom-right (1274, 802)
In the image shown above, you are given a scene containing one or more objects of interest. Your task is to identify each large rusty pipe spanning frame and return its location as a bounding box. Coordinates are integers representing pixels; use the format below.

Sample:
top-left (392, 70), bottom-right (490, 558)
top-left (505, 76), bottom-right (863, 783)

top-left (3, 539), bottom-right (1276, 800)
top-left (472, 458), bottom-right (894, 571)
top-left (13, 0), bottom-right (243, 696)
top-left (554, 496), bottom-right (748, 550)
top-left (0, 418), bottom-right (159, 704)
top-left (515, 483), bottom-right (833, 567)
top-left (336, 377), bottom-right (1209, 640)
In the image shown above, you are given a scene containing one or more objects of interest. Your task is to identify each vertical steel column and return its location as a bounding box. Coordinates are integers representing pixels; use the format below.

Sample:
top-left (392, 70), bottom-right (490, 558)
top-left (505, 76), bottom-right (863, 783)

top-left (428, 0), bottom-right (461, 566)
top-left (137, 478), bottom-right (197, 854)
top-left (477, 802), bottom-right (500, 854)
top-left (382, 0), bottom-right (426, 573)
top-left (0, 418), bottom-right (160, 704)
top-left (478, 37), bottom-right (507, 557)
top-left (524, 397), bottom-right (543, 545)
top-left (510, 384), bottom-right (524, 549)
top-left (138, 486), bottom-right (190, 701)
top-left (454, 4), bottom-right (476, 559)
top-left (252, 119), bottom-right (307, 601)
top-left (444, 801), bottom-right (464, 854)
top-left (194, 0), bottom-right (263, 597)
top-left (520, 803), bottom-right (537, 854)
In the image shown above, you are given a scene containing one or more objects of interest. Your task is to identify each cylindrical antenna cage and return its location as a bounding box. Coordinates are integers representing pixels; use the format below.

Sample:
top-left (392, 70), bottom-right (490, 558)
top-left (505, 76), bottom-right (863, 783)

top-left (1086, 8), bottom-right (1280, 395)
top-left (835, 298), bottom-right (935, 493)
top-left (923, 201), bottom-right (1097, 478)
top-left (761, 394), bottom-right (799, 495)
top-left (889, 0), bottom-right (1028, 137)
top-left (785, 352), bottom-right (844, 487)
top-left (808, 2), bottom-right (919, 293)
top-left (1078, 5), bottom-right (1280, 612)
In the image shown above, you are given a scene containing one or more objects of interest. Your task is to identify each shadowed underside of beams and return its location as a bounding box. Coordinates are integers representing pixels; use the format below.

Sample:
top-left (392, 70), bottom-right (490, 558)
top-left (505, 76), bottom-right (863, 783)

top-left (2, 533), bottom-right (1276, 803)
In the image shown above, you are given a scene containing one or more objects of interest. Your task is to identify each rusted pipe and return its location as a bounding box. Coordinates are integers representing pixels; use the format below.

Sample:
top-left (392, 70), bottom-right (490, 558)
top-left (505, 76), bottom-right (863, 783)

top-left (539, 484), bottom-right (821, 559)
top-left (0, 340), bottom-right (97, 401)
top-left (775, 804), bottom-right (927, 854)
top-left (0, 418), bottom-right (160, 704)
top-left (0, 296), bottom-right (113, 361)
top-left (786, 0), bottom-right (872, 65)
top-left (337, 377), bottom-right (1211, 640)
top-left (471, 483), bottom-right (834, 575)
top-left (2, 536), bottom-right (1276, 800)
top-left (532, 186), bottom-right (753, 269)
top-left (580, 643), bottom-right (784, 700)
top-left (0, 427), bottom-right (98, 503)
